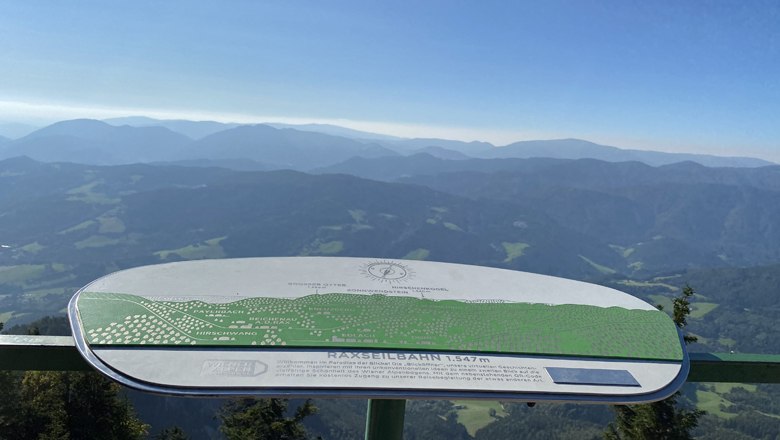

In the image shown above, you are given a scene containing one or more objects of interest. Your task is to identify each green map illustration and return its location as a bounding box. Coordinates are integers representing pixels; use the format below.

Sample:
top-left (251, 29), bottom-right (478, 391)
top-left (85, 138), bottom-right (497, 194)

top-left (78, 292), bottom-right (682, 361)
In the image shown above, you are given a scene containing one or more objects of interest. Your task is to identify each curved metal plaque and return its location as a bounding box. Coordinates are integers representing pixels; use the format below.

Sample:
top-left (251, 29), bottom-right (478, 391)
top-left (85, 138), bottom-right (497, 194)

top-left (69, 257), bottom-right (688, 402)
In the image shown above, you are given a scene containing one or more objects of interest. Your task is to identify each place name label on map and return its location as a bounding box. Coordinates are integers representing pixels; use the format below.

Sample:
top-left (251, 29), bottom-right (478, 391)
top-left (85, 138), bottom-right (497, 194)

top-left (286, 281), bottom-right (450, 297)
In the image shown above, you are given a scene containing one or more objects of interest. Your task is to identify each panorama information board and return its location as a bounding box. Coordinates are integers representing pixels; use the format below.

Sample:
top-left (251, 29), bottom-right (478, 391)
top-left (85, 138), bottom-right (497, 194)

top-left (69, 257), bottom-right (687, 403)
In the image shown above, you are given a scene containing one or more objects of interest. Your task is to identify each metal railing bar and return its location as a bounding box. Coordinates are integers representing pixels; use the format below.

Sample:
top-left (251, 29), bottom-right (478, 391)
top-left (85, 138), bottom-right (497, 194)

top-left (4, 336), bottom-right (780, 383)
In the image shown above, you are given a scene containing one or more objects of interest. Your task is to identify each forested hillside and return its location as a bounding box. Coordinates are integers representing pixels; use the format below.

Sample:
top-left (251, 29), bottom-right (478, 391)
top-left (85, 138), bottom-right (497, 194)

top-left (3, 153), bottom-right (780, 438)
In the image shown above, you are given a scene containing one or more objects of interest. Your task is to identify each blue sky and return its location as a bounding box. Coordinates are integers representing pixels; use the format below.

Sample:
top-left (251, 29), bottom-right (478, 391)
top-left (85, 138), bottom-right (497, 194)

top-left (1, 1), bottom-right (779, 159)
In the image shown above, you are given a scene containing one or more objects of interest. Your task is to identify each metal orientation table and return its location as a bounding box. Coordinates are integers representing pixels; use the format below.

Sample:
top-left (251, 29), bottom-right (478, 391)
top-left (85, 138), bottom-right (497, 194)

top-left (69, 257), bottom-right (687, 404)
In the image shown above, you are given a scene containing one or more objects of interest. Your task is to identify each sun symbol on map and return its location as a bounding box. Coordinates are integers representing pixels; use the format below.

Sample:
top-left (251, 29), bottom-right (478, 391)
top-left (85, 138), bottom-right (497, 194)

top-left (360, 260), bottom-right (415, 283)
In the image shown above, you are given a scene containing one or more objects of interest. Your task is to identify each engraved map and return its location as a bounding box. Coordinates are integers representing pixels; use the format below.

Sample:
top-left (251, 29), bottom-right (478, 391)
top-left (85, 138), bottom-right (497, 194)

top-left (78, 292), bottom-right (682, 361)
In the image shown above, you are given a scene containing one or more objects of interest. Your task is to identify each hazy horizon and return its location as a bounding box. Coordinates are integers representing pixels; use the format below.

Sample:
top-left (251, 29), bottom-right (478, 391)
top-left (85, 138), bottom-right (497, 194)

top-left (0, 109), bottom-right (777, 165)
top-left (2, 2), bottom-right (779, 161)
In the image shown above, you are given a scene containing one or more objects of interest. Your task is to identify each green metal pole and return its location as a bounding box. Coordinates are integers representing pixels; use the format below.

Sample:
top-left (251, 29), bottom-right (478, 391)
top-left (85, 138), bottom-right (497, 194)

top-left (365, 399), bottom-right (406, 440)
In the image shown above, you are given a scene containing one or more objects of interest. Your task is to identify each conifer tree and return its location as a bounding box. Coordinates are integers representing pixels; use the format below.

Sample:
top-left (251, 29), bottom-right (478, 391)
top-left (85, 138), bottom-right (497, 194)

top-left (0, 321), bottom-right (22, 439)
top-left (16, 371), bottom-right (149, 440)
top-left (0, 370), bottom-right (22, 439)
top-left (604, 285), bottom-right (704, 440)
top-left (0, 320), bottom-right (147, 439)
top-left (219, 398), bottom-right (317, 440)
top-left (155, 426), bottom-right (189, 439)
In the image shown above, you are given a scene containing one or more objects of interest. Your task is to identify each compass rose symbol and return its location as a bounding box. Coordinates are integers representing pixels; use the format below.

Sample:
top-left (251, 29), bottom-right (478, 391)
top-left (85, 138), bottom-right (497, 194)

top-left (360, 261), bottom-right (414, 283)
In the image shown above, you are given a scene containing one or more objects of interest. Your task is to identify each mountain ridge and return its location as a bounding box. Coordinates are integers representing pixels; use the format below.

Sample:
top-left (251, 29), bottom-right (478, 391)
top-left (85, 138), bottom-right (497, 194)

top-left (103, 116), bottom-right (240, 139)
top-left (1, 119), bottom-right (192, 164)
top-left (32, 116), bottom-right (771, 168)
top-left (486, 138), bottom-right (773, 167)
top-left (180, 124), bottom-right (399, 170)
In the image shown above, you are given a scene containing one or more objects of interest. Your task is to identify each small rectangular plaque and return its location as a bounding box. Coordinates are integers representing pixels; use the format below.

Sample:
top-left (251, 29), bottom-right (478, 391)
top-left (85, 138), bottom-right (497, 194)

top-left (546, 367), bottom-right (640, 387)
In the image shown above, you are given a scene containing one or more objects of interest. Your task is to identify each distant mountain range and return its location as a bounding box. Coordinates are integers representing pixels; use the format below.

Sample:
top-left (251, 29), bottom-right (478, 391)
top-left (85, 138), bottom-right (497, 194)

top-left (1, 119), bottom-right (191, 164)
top-left (103, 116), bottom-right (240, 139)
top-left (0, 117), bottom-right (773, 168)
top-left (317, 154), bottom-right (780, 190)
top-left (478, 138), bottom-right (773, 168)
top-left (264, 122), bottom-right (404, 142)
top-left (179, 124), bottom-right (398, 169)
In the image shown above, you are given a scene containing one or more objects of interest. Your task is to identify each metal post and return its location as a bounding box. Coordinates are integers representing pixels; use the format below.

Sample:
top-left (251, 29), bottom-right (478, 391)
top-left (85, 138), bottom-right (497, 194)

top-left (365, 399), bottom-right (406, 440)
